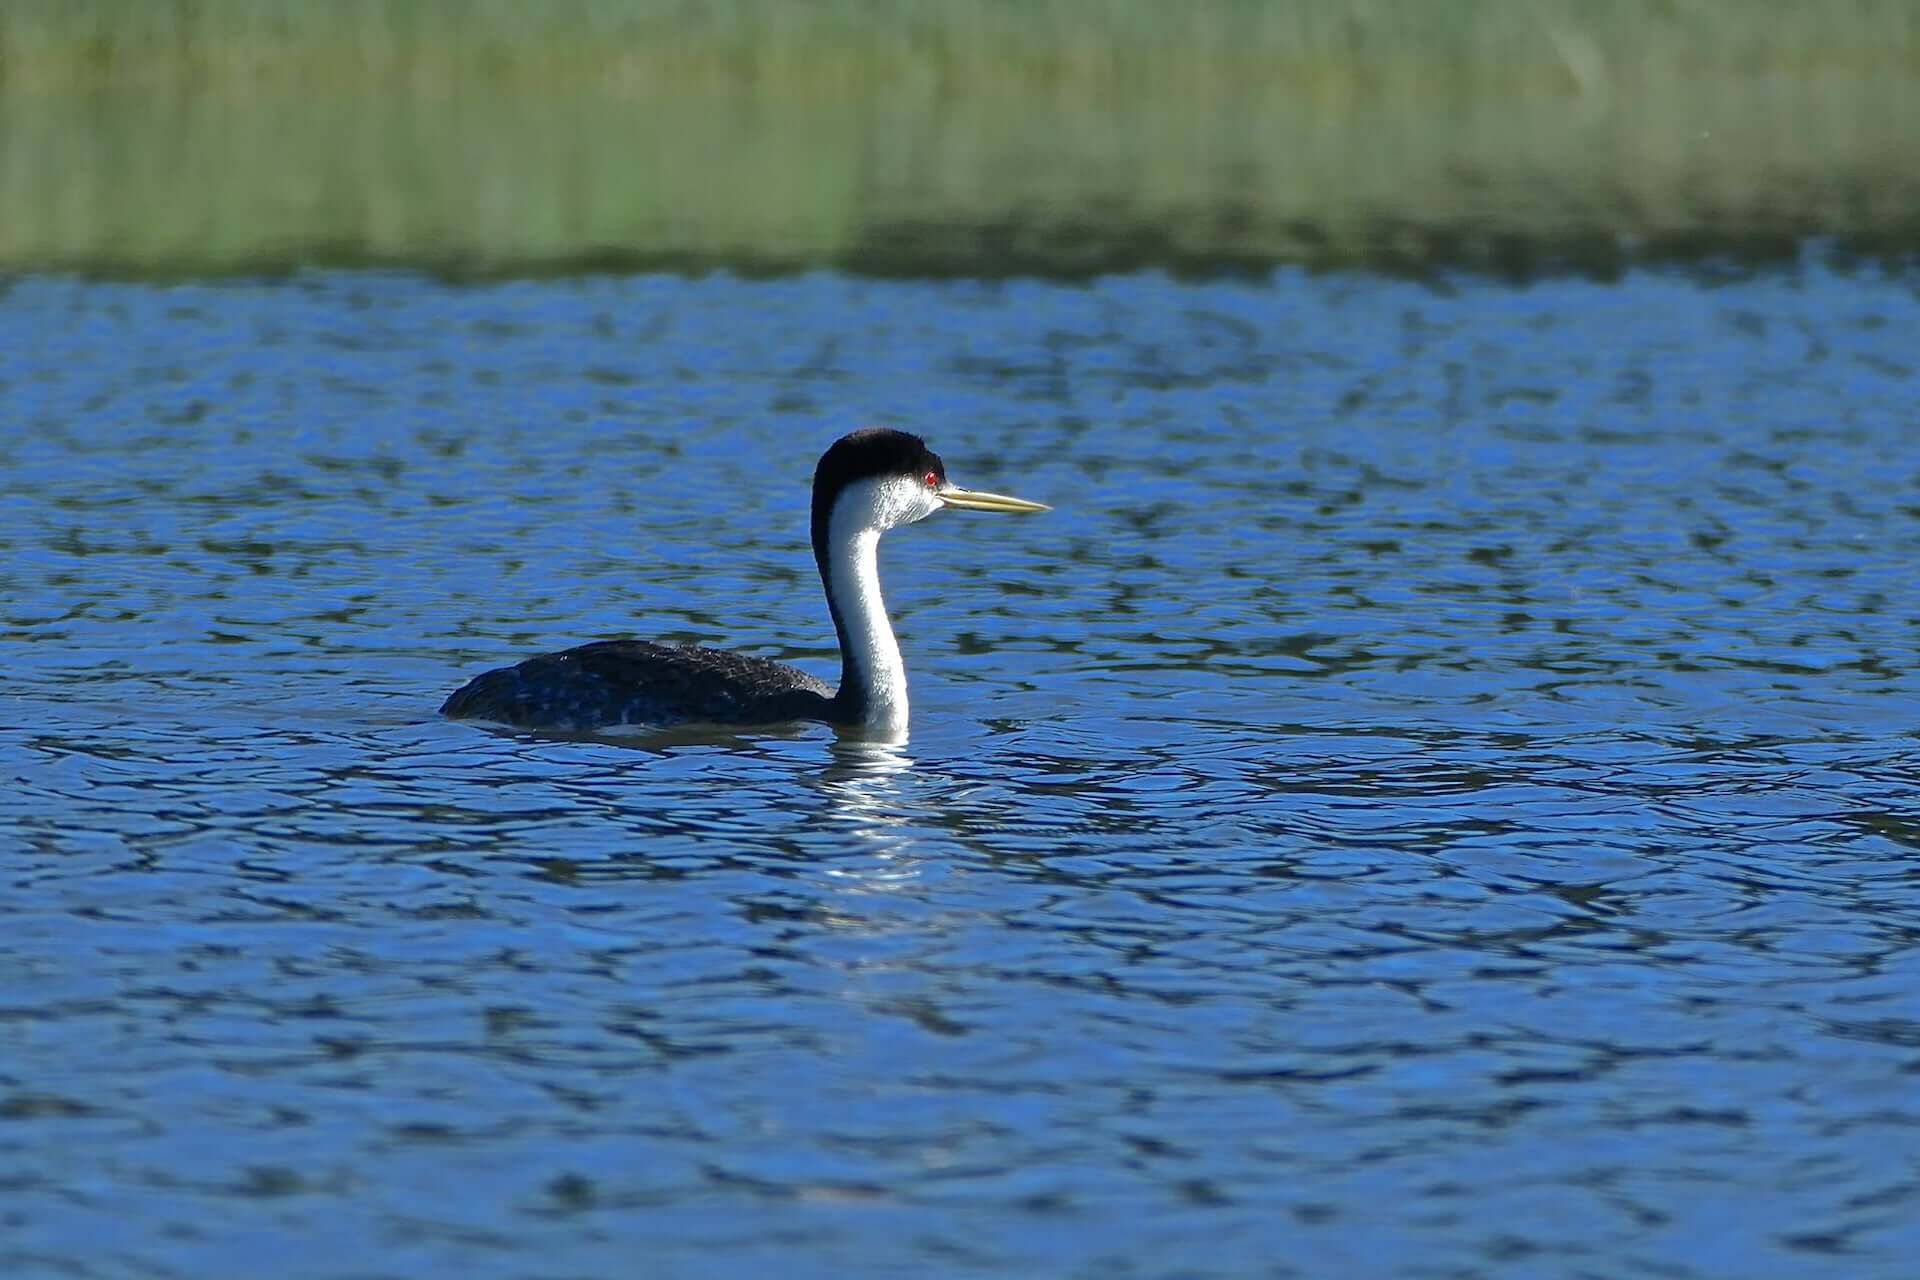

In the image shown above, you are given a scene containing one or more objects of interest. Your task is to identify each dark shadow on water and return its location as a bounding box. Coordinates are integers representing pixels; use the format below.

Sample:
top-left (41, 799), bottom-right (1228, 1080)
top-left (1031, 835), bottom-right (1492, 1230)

top-left (440, 709), bottom-right (933, 759)
top-left (46, 219), bottom-right (1920, 287)
top-left (440, 716), bottom-right (835, 756)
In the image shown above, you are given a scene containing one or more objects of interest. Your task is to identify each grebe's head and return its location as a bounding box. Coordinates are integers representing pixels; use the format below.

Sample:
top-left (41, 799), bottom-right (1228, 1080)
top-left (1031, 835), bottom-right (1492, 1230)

top-left (811, 428), bottom-right (1049, 544)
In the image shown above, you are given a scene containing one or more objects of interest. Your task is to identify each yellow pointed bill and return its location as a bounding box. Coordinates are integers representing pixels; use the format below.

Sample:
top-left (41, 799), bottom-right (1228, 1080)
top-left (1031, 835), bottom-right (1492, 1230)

top-left (936, 485), bottom-right (1050, 513)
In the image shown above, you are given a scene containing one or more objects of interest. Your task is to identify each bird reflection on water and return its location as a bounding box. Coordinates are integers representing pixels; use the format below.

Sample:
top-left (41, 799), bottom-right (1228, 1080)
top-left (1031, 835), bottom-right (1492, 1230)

top-left (816, 737), bottom-right (930, 887)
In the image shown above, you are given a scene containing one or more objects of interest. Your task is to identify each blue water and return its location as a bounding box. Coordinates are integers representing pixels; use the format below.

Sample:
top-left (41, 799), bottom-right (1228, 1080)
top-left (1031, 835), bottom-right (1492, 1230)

top-left (3, 266), bottom-right (1919, 1278)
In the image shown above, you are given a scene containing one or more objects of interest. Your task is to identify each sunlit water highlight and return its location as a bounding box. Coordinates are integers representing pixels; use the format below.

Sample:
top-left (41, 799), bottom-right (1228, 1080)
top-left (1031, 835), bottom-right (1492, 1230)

top-left (3, 266), bottom-right (1919, 1277)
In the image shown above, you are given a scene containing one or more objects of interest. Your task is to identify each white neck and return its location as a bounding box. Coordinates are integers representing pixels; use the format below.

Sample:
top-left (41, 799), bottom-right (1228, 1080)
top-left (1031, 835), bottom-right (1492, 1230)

top-left (827, 494), bottom-right (909, 730)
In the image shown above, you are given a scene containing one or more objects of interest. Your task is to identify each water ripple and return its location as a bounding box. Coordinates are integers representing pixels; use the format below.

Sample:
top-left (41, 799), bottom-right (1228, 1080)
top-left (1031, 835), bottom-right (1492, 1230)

top-left (4, 266), bottom-right (1919, 1275)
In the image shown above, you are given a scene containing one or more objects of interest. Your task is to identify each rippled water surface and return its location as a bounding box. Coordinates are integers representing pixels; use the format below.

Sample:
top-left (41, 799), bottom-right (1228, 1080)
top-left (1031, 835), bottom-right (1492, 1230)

top-left (4, 266), bottom-right (1920, 1278)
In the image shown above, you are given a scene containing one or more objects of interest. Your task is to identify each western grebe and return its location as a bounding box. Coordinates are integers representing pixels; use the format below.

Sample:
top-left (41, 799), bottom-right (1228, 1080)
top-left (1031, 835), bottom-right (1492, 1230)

top-left (441, 428), bottom-right (1048, 733)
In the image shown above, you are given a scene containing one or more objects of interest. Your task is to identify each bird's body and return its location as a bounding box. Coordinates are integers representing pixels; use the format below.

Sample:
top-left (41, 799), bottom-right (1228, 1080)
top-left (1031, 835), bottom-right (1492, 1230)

top-left (440, 429), bottom-right (1047, 734)
top-left (438, 639), bottom-right (834, 732)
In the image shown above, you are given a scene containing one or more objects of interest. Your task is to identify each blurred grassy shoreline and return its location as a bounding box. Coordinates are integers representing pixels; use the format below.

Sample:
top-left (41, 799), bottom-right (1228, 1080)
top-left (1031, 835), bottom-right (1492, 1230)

top-left (5, 1), bottom-right (1920, 280)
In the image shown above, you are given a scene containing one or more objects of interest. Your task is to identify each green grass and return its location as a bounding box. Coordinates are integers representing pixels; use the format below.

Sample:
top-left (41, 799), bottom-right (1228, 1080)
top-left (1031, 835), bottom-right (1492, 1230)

top-left (4, 2), bottom-right (1919, 277)
top-left (6, 1), bottom-right (1918, 91)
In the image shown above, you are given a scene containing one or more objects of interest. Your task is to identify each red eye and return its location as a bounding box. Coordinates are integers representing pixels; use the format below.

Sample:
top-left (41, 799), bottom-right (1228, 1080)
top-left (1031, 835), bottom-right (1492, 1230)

top-left (924, 471), bottom-right (939, 489)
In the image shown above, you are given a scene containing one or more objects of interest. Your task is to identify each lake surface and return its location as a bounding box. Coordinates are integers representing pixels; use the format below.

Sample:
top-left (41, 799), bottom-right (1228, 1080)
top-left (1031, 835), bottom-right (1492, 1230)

top-left (3, 264), bottom-right (1919, 1278)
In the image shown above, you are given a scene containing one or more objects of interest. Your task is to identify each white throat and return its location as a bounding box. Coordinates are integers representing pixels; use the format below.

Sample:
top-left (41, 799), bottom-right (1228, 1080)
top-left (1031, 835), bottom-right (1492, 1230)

top-left (824, 475), bottom-right (939, 730)
top-left (830, 523), bottom-right (906, 728)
